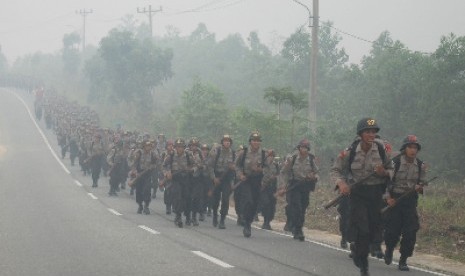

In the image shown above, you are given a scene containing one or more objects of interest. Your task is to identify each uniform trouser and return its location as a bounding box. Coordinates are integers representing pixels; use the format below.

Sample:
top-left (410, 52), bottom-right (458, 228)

top-left (171, 175), bottom-right (190, 216)
top-left (91, 157), bottom-right (103, 184)
top-left (212, 176), bottom-right (232, 218)
top-left (288, 182), bottom-right (312, 230)
top-left (337, 195), bottom-right (350, 241)
top-left (201, 177), bottom-right (212, 213)
top-left (186, 177), bottom-right (203, 217)
top-left (164, 180), bottom-right (172, 206)
top-left (151, 170), bottom-right (159, 195)
top-left (383, 194), bottom-right (419, 258)
top-left (234, 181), bottom-right (244, 217)
top-left (240, 176), bottom-right (262, 225)
top-left (259, 185), bottom-right (277, 223)
top-left (349, 185), bottom-right (385, 269)
top-left (135, 173), bottom-right (152, 206)
top-left (109, 166), bottom-right (123, 193)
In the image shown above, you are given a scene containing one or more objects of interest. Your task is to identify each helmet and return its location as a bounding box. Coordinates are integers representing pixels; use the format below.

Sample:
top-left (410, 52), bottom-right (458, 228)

top-left (189, 137), bottom-right (200, 147)
top-left (221, 134), bottom-right (233, 145)
top-left (356, 117), bottom-right (380, 135)
top-left (297, 139), bottom-right (311, 150)
top-left (200, 144), bottom-right (210, 150)
top-left (400, 135), bottom-right (421, 151)
top-left (174, 138), bottom-right (185, 147)
top-left (248, 131), bottom-right (262, 142)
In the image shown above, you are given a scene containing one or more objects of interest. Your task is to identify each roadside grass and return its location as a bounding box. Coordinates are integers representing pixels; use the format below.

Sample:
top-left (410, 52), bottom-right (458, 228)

top-left (273, 181), bottom-right (465, 263)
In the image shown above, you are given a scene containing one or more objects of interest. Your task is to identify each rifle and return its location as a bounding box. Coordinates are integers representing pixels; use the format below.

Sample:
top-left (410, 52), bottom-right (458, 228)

top-left (274, 175), bottom-right (317, 198)
top-left (128, 167), bottom-right (154, 187)
top-left (324, 152), bottom-right (403, 210)
top-left (380, 176), bottom-right (438, 214)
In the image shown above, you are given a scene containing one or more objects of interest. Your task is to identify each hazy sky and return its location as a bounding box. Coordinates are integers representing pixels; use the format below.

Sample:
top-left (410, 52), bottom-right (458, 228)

top-left (1, 0), bottom-right (464, 64)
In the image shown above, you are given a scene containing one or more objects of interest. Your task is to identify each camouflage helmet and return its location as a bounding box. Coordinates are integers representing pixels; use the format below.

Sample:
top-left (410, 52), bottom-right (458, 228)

top-left (297, 138), bottom-right (311, 150)
top-left (400, 135), bottom-right (421, 151)
top-left (356, 117), bottom-right (380, 135)
top-left (188, 137), bottom-right (200, 147)
top-left (248, 131), bottom-right (262, 142)
top-left (174, 138), bottom-right (185, 147)
top-left (221, 134), bottom-right (233, 145)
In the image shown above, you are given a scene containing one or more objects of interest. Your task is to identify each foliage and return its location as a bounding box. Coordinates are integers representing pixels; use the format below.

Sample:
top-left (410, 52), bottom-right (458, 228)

top-left (62, 32), bottom-right (81, 74)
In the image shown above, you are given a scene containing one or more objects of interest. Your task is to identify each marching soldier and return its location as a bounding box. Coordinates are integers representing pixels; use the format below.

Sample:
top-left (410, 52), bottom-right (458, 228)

top-left (106, 138), bottom-right (126, 196)
top-left (235, 131), bottom-right (266, 238)
top-left (208, 134), bottom-right (236, 229)
top-left (163, 138), bottom-right (195, 228)
top-left (160, 140), bottom-right (175, 214)
top-left (199, 143), bottom-right (212, 221)
top-left (383, 135), bottom-right (427, 271)
top-left (89, 133), bottom-right (105, 188)
top-left (330, 118), bottom-right (394, 276)
top-left (259, 150), bottom-right (280, 230)
top-left (280, 139), bottom-right (319, 241)
top-left (186, 137), bottom-right (203, 226)
top-left (131, 141), bottom-right (157, 214)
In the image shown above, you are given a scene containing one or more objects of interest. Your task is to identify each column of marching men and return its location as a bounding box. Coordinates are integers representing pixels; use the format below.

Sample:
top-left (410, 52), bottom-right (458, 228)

top-left (36, 90), bottom-right (427, 276)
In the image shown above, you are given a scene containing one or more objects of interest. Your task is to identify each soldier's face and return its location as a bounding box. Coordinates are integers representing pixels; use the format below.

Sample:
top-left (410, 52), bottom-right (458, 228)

top-left (405, 144), bottom-right (419, 158)
top-left (360, 129), bottom-right (377, 145)
top-left (175, 145), bottom-right (184, 154)
top-left (250, 139), bottom-right (261, 150)
top-left (222, 140), bottom-right (231, 148)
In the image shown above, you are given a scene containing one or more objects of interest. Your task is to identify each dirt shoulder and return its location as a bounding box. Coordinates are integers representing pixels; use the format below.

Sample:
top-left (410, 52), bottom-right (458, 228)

top-left (227, 209), bottom-right (465, 276)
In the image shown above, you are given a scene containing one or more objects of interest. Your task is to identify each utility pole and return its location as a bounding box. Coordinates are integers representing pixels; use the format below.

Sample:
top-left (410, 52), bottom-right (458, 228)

top-left (76, 9), bottom-right (93, 52)
top-left (292, 0), bottom-right (319, 135)
top-left (137, 5), bottom-right (163, 37)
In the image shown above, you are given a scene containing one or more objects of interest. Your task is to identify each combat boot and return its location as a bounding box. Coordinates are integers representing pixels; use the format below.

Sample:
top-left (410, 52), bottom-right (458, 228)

top-left (212, 213), bottom-right (218, 227)
top-left (218, 216), bottom-right (226, 229)
top-left (185, 214), bottom-right (192, 226)
top-left (243, 224), bottom-right (251, 238)
top-left (192, 213), bottom-right (199, 226)
top-left (370, 243), bottom-right (384, 259)
top-left (293, 228), bottom-right (305, 241)
top-left (175, 214), bottom-right (183, 228)
top-left (384, 247), bottom-right (394, 265)
top-left (261, 220), bottom-right (272, 230)
top-left (143, 204), bottom-right (150, 215)
top-left (398, 256), bottom-right (409, 271)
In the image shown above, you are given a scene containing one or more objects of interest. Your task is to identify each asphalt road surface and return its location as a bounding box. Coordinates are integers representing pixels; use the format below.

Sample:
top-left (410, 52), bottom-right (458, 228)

top-left (0, 88), bottom-right (448, 276)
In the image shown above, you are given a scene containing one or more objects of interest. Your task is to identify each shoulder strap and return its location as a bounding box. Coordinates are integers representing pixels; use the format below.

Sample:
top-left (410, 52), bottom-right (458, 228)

top-left (214, 146), bottom-right (221, 170)
top-left (348, 140), bottom-right (386, 169)
top-left (240, 147), bottom-right (248, 168)
top-left (417, 158), bottom-right (423, 183)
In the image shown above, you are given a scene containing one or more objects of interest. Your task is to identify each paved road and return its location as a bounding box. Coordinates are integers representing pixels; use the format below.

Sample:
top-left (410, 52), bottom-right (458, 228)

top-left (0, 88), bottom-right (447, 276)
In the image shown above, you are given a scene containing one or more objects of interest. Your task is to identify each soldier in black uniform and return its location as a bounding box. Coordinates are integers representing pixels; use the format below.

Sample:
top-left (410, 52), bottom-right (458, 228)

top-left (383, 135), bottom-right (426, 271)
top-left (330, 118), bottom-right (394, 276)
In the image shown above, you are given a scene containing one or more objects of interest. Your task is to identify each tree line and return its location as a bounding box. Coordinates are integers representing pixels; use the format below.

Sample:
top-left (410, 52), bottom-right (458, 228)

top-left (2, 19), bottom-right (465, 181)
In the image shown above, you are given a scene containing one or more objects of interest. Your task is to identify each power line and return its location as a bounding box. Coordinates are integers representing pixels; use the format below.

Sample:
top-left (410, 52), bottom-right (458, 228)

top-left (76, 9), bottom-right (93, 52)
top-left (137, 5), bottom-right (163, 37)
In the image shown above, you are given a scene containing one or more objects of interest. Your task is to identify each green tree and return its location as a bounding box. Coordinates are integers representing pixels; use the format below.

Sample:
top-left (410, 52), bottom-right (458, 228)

top-left (0, 45), bottom-right (7, 73)
top-left (62, 32), bottom-right (81, 74)
top-left (177, 78), bottom-right (229, 141)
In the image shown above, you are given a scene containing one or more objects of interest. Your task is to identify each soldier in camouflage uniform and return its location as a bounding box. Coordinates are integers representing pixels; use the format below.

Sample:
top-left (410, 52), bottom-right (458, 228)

top-left (130, 141), bottom-right (157, 214)
top-left (383, 135), bottom-right (427, 271)
top-left (280, 139), bottom-right (319, 241)
top-left (186, 137), bottom-right (203, 226)
top-left (235, 131), bottom-right (266, 238)
top-left (89, 133), bottom-right (105, 188)
top-left (106, 137), bottom-right (126, 196)
top-left (259, 151), bottom-right (281, 230)
top-left (163, 139), bottom-right (195, 228)
top-left (330, 118), bottom-right (394, 276)
top-left (208, 135), bottom-right (236, 229)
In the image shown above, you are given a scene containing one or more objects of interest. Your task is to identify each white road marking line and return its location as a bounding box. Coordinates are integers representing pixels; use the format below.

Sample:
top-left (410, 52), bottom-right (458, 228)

top-left (108, 208), bottom-right (122, 216)
top-left (74, 180), bottom-right (83, 187)
top-left (87, 193), bottom-right (98, 200)
top-left (138, 225), bottom-right (160, 235)
top-left (191, 251), bottom-right (234, 268)
top-left (10, 92), bottom-right (70, 174)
